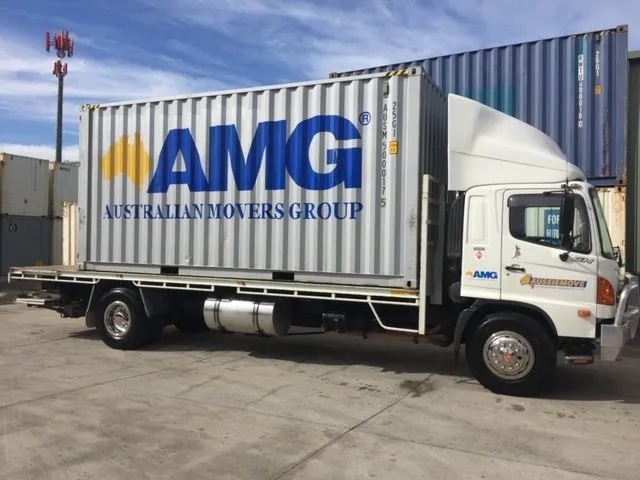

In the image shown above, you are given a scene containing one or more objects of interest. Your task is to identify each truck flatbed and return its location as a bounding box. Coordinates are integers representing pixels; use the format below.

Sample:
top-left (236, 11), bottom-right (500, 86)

top-left (8, 265), bottom-right (419, 305)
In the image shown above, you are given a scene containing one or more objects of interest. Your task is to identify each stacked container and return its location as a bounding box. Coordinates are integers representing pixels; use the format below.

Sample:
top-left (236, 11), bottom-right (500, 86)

top-left (0, 153), bottom-right (52, 276)
top-left (49, 162), bottom-right (79, 265)
top-left (330, 25), bottom-right (632, 271)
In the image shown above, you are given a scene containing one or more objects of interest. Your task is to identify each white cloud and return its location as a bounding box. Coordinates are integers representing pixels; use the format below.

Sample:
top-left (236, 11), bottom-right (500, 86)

top-left (140, 0), bottom-right (639, 79)
top-left (138, 0), bottom-right (477, 78)
top-left (0, 33), bottom-right (228, 128)
top-left (1, 0), bottom-right (637, 154)
top-left (0, 143), bottom-right (79, 163)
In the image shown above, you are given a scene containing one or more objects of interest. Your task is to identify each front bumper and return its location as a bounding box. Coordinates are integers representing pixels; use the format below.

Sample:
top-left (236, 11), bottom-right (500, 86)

top-left (600, 273), bottom-right (640, 361)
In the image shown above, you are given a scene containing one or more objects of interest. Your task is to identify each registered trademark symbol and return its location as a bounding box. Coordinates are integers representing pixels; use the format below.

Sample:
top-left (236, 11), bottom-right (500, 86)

top-left (359, 111), bottom-right (371, 125)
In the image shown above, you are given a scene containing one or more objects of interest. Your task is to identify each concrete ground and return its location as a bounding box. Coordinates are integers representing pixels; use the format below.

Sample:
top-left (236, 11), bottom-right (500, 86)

top-left (0, 303), bottom-right (639, 480)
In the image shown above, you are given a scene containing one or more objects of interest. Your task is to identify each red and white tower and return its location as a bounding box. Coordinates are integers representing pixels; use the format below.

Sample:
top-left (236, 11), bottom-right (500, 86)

top-left (46, 30), bottom-right (74, 163)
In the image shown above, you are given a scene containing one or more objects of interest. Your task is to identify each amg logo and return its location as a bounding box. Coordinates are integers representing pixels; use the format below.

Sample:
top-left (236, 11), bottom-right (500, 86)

top-left (466, 270), bottom-right (498, 280)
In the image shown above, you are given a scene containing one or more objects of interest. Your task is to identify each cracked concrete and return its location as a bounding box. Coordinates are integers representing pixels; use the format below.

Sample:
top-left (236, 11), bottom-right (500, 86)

top-left (1, 303), bottom-right (639, 479)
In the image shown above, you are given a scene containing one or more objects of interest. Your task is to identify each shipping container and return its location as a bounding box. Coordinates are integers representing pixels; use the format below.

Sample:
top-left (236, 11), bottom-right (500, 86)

top-left (51, 218), bottom-right (62, 265)
top-left (49, 161), bottom-right (79, 218)
top-left (0, 215), bottom-right (51, 276)
top-left (78, 68), bottom-right (447, 288)
top-left (0, 153), bottom-right (50, 217)
top-left (63, 202), bottom-right (78, 266)
top-left (330, 25), bottom-right (629, 186)
top-left (626, 50), bottom-right (640, 275)
top-left (597, 186), bottom-right (626, 263)
top-left (51, 202), bottom-right (78, 266)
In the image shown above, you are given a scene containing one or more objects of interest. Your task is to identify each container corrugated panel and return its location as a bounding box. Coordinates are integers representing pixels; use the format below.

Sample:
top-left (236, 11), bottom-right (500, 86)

top-left (49, 161), bottom-right (79, 218)
top-left (63, 202), bottom-right (78, 266)
top-left (596, 186), bottom-right (626, 263)
top-left (625, 51), bottom-right (640, 274)
top-left (78, 69), bottom-right (447, 288)
top-left (331, 25), bottom-right (629, 186)
top-left (51, 202), bottom-right (78, 266)
top-left (51, 218), bottom-right (62, 265)
top-left (0, 153), bottom-right (50, 217)
top-left (0, 215), bottom-right (51, 276)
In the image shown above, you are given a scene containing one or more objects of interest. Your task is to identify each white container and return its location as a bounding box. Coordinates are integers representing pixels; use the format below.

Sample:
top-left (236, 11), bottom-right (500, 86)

top-left (49, 162), bottom-right (79, 218)
top-left (78, 68), bottom-right (447, 288)
top-left (0, 153), bottom-right (50, 217)
top-left (51, 202), bottom-right (78, 266)
top-left (597, 186), bottom-right (626, 261)
top-left (63, 202), bottom-right (78, 266)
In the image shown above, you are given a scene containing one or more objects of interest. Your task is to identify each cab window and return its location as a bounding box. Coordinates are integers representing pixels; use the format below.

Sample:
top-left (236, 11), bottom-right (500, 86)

top-left (507, 193), bottom-right (591, 254)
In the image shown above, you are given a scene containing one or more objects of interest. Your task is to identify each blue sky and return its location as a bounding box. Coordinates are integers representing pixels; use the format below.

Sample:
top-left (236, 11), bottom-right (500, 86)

top-left (1, 0), bottom-right (639, 162)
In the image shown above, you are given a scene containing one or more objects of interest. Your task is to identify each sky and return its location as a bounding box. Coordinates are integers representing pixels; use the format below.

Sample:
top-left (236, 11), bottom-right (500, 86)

top-left (1, 0), bottom-right (639, 163)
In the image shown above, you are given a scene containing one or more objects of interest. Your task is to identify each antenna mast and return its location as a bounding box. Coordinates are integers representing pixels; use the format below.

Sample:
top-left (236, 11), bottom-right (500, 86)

top-left (45, 30), bottom-right (74, 163)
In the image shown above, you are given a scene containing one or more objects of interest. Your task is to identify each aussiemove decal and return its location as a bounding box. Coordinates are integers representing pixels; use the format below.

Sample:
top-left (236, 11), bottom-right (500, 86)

top-left (100, 114), bottom-right (366, 221)
top-left (520, 274), bottom-right (587, 289)
top-left (512, 245), bottom-right (521, 259)
top-left (466, 270), bottom-right (498, 280)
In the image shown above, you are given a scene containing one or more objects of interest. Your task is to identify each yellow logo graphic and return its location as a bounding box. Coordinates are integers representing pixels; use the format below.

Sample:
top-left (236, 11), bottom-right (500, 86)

top-left (520, 274), bottom-right (587, 289)
top-left (100, 133), bottom-right (151, 190)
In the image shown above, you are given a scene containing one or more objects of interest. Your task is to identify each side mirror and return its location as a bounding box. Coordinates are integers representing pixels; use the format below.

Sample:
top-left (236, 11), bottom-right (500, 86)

top-left (560, 193), bottom-right (575, 250)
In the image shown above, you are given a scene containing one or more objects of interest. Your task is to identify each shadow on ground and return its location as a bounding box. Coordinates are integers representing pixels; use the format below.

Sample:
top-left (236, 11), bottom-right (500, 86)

top-left (68, 325), bottom-right (640, 404)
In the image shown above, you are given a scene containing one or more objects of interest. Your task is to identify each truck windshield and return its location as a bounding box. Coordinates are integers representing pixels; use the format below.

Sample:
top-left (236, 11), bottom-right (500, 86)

top-left (589, 188), bottom-right (616, 260)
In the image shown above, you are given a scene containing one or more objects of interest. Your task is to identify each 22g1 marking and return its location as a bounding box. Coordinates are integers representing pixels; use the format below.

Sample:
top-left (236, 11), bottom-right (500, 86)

top-left (380, 101), bottom-right (397, 208)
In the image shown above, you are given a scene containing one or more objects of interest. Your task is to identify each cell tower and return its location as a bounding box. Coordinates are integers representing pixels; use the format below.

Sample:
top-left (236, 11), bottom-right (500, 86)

top-left (45, 30), bottom-right (74, 163)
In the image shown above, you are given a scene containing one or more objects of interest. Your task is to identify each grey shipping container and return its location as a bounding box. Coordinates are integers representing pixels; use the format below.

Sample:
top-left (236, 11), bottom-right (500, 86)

top-left (0, 215), bottom-right (52, 276)
top-left (78, 68), bottom-right (447, 288)
top-left (330, 25), bottom-right (629, 187)
top-left (625, 50), bottom-right (640, 275)
top-left (49, 161), bottom-right (80, 218)
top-left (0, 152), bottom-right (51, 217)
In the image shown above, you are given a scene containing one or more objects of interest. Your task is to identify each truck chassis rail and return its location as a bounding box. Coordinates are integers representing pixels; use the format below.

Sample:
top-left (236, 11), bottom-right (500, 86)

top-left (8, 266), bottom-right (419, 306)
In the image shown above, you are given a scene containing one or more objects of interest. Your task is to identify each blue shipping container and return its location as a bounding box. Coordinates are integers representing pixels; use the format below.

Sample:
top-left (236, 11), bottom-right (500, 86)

top-left (331, 25), bottom-right (629, 186)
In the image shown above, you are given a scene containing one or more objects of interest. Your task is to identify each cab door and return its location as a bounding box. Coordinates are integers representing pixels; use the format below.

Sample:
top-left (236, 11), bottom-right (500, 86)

top-left (500, 189), bottom-right (599, 339)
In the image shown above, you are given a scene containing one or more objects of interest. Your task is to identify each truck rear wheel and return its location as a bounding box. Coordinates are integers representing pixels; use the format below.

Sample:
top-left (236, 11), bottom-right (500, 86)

top-left (95, 288), bottom-right (156, 350)
top-left (465, 312), bottom-right (556, 397)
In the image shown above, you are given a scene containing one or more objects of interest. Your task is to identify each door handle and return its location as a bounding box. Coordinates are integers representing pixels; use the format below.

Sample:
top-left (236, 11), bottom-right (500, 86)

top-left (505, 265), bottom-right (525, 273)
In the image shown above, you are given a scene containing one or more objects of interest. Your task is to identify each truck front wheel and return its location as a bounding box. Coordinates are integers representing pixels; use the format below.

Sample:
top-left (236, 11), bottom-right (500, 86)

top-left (95, 288), bottom-right (157, 350)
top-left (465, 312), bottom-right (557, 397)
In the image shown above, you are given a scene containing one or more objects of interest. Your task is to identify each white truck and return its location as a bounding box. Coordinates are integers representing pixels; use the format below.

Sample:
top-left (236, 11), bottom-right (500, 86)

top-left (8, 67), bottom-right (639, 397)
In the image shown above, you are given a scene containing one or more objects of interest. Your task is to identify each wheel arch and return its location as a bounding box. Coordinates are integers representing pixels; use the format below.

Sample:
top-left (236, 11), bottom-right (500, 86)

top-left (453, 300), bottom-right (559, 360)
top-left (93, 284), bottom-right (161, 350)
top-left (85, 280), bottom-right (140, 327)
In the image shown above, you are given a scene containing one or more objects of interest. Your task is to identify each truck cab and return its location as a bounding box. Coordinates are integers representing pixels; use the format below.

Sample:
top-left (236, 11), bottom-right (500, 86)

top-left (445, 94), bottom-right (639, 395)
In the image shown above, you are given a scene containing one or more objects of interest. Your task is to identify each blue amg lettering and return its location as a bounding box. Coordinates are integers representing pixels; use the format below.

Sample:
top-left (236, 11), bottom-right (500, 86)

top-left (147, 115), bottom-right (362, 193)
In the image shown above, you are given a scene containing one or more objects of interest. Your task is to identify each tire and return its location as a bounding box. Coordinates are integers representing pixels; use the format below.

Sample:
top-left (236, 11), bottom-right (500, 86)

top-left (95, 288), bottom-right (157, 350)
top-left (465, 312), bottom-right (557, 397)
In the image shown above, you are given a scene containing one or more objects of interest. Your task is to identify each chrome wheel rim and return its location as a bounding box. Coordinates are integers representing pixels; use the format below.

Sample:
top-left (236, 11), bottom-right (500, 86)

top-left (104, 301), bottom-right (132, 339)
top-left (483, 330), bottom-right (535, 380)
